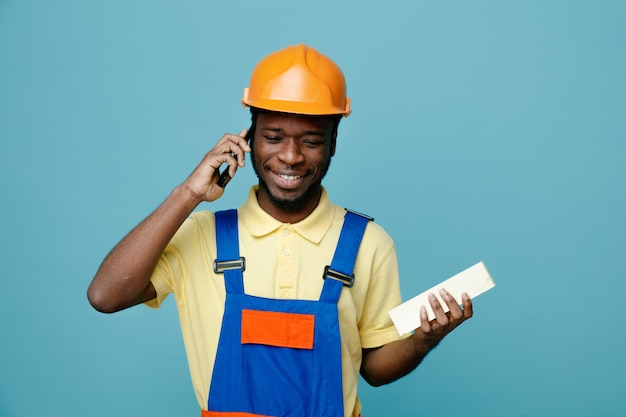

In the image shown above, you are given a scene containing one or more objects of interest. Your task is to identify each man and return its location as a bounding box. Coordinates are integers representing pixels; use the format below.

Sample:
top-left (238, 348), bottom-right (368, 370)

top-left (88, 44), bottom-right (473, 417)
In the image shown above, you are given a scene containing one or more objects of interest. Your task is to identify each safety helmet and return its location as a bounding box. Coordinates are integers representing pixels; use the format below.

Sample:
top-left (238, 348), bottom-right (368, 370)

top-left (242, 44), bottom-right (351, 117)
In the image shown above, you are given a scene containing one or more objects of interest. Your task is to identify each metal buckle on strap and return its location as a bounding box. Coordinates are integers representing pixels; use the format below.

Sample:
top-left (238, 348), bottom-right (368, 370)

top-left (344, 208), bottom-right (374, 222)
top-left (213, 257), bottom-right (246, 274)
top-left (323, 265), bottom-right (354, 288)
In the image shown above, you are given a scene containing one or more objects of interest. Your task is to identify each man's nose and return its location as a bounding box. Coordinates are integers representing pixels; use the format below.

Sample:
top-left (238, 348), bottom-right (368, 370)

top-left (277, 139), bottom-right (305, 166)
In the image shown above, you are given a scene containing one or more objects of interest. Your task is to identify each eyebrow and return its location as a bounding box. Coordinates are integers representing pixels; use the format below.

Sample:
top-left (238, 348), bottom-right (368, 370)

top-left (261, 126), bottom-right (326, 137)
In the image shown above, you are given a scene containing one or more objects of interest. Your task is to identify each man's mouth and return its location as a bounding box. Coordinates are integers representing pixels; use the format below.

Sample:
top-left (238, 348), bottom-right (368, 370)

top-left (277, 173), bottom-right (302, 181)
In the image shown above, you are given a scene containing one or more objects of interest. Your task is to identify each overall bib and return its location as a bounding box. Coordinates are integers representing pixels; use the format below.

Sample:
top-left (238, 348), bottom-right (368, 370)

top-left (203, 209), bottom-right (370, 417)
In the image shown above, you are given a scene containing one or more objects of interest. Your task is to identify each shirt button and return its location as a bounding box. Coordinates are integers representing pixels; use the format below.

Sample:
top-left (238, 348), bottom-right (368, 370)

top-left (283, 249), bottom-right (291, 256)
top-left (282, 229), bottom-right (290, 236)
top-left (284, 271), bottom-right (291, 277)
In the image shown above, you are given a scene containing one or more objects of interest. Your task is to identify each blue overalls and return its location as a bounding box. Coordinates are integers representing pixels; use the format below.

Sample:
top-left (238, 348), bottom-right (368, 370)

top-left (204, 209), bottom-right (371, 417)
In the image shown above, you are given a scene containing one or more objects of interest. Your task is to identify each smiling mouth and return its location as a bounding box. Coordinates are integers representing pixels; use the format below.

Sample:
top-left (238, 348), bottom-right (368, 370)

top-left (277, 173), bottom-right (302, 181)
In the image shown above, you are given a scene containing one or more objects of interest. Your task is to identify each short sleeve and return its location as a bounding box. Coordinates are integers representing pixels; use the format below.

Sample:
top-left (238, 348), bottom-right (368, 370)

top-left (144, 248), bottom-right (178, 309)
top-left (358, 244), bottom-right (405, 348)
top-left (143, 213), bottom-right (208, 309)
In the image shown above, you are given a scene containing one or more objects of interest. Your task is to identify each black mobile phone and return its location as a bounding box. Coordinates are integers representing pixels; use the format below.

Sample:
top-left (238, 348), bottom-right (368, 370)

top-left (217, 167), bottom-right (232, 188)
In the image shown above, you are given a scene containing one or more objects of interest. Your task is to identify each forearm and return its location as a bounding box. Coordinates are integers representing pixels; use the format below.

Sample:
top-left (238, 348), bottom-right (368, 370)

top-left (87, 184), bottom-right (201, 313)
top-left (87, 130), bottom-right (250, 313)
top-left (360, 333), bottom-right (439, 387)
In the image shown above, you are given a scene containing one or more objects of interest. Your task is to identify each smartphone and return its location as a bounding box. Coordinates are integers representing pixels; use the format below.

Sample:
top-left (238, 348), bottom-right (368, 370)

top-left (217, 167), bottom-right (232, 188)
top-left (217, 127), bottom-right (253, 188)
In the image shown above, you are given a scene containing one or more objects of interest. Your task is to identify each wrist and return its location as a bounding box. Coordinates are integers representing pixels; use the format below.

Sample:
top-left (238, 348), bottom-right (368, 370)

top-left (411, 330), bottom-right (441, 353)
top-left (173, 182), bottom-right (204, 210)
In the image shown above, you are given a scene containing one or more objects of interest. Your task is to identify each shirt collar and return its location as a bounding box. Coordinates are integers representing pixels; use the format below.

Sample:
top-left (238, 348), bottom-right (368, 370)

top-left (239, 186), bottom-right (336, 244)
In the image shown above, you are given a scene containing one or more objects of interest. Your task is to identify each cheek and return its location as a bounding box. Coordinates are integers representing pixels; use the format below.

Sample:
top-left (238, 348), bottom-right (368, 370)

top-left (250, 140), bottom-right (271, 161)
top-left (317, 148), bottom-right (333, 165)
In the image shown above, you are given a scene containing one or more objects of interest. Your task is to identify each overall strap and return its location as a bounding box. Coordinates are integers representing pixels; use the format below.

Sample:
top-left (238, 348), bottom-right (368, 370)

top-left (320, 210), bottom-right (372, 304)
top-left (214, 209), bottom-right (245, 294)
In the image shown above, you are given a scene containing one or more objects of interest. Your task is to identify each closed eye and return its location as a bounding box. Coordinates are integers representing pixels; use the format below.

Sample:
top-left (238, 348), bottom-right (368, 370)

top-left (303, 139), bottom-right (324, 147)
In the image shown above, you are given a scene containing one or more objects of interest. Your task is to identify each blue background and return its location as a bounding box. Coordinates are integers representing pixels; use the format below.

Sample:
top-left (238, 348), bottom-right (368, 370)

top-left (1, 1), bottom-right (625, 416)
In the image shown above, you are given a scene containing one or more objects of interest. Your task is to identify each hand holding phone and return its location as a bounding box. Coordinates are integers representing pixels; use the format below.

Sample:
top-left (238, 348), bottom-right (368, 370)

top-left (217, 127), bottom-right (252, 188)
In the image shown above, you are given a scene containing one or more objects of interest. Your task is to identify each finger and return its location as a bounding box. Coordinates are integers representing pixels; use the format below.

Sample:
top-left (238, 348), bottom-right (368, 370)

top-left (223, 153), bottom-right (240, 178)
top-left (218, 129), bottom-right (247, 142)
top-left (461, 292), bottom-right (473, 319)
top-left (228, 129), bottom-right (252, 150)
top-left (236, 128), bottom-right (251, 145)
top-left (227, 131), bottom-right (251, 167)
top-left (439, 288), bottom-right (463, 320)
top-left (202, 150), bottom-right (238, 181)
top-left (428, 293), bottom-right (449, 326)
top-left (216, 131), bottom-right (250, 151)
top-left (419, 305), bottom-right (431, 333)
top-left (214, 142), bottom-right (246, 172)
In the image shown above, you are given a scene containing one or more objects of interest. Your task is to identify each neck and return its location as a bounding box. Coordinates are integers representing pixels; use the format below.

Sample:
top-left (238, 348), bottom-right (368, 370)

top-left (256, 184), bottom-right (322, 223)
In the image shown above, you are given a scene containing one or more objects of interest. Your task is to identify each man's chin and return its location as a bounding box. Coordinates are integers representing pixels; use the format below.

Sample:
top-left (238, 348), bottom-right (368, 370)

top-left (267, 191), bottom-right (308, 210)
top-left (260, 181), bottom-right (319, 211)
